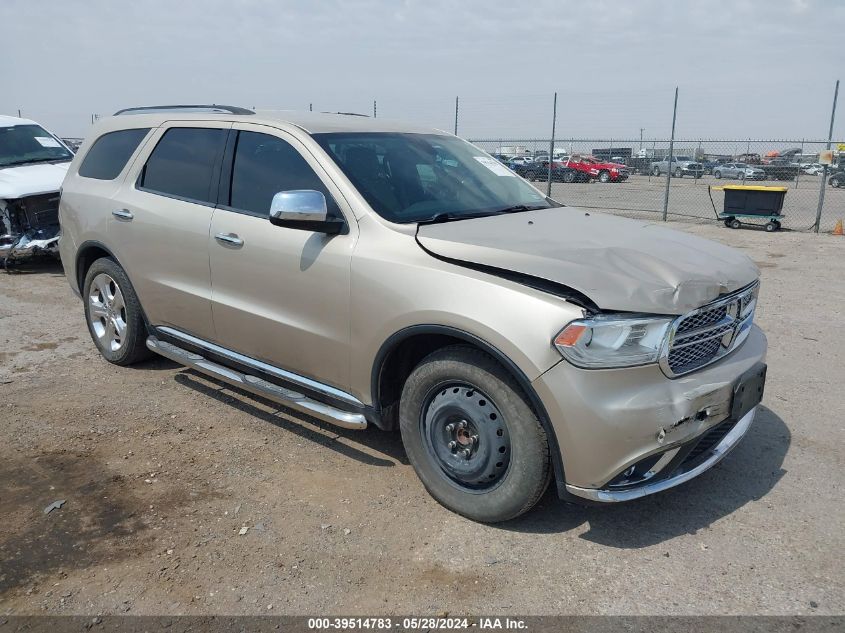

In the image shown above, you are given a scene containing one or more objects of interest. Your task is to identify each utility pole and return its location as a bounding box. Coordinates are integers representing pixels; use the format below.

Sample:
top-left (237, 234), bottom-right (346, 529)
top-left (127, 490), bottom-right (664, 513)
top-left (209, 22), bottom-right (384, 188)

top-left (454, 96), bottom-right (459, 136)
top-left (639, 128), bottom-right (645, 151)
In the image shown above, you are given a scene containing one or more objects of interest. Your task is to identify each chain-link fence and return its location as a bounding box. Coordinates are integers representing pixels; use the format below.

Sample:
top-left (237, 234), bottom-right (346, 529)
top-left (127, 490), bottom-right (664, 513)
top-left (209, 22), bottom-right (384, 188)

top-left (467, 138), bottom-right (844, 232)
top-left (40, 81), bottom-right (843, 232)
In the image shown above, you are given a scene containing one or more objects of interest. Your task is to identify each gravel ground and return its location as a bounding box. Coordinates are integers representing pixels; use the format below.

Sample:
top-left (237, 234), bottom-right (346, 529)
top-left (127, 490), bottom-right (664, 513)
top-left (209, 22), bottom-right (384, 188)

top-left (0, 222), bottom-right (843, 616)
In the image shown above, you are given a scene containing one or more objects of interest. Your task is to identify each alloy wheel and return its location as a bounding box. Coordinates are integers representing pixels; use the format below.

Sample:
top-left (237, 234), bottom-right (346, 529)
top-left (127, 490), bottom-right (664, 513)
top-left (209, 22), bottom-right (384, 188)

top-left (88, 273), bottom-right (128, 352)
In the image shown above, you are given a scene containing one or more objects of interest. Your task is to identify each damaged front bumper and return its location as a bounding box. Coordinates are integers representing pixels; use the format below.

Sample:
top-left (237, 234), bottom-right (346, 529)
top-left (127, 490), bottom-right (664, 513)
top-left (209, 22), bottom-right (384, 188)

top-left (565, 406), bottom-right (757, 502)
top-left (1, 193), bottom-right (61, 263)
top-left (0, 228), bottom-right (60, 260)
top-left (534, 324), bottom-right (768, 500)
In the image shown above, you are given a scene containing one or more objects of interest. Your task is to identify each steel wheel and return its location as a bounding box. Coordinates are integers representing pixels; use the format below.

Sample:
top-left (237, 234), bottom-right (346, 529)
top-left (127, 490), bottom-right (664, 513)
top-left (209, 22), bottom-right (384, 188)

top-left (420, 383), bottom-right (511, 492)
top-left (88, 273), bottom-right (127, 353)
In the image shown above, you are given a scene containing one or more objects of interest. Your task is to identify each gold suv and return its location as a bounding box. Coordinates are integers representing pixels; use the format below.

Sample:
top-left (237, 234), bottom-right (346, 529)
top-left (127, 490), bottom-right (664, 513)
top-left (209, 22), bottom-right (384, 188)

top-left (59, 105), bottom-right (767, 522)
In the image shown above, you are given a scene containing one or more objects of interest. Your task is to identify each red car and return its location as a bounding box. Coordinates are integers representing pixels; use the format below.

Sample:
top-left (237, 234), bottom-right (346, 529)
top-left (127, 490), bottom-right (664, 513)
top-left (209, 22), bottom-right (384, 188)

top-left (564, 154), bottom-right (629, 183)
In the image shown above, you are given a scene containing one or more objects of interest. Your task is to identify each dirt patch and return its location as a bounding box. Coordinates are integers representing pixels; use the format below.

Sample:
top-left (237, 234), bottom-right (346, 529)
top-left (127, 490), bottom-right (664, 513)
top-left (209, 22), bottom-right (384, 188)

top-left (0, 451), bottom-right (152, 595)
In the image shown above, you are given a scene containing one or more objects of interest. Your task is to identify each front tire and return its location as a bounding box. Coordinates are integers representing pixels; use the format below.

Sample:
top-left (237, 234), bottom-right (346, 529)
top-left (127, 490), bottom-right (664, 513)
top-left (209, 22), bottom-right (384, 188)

top-left (83, 258), bottom-right (151, 366)
top-left (598, 170), bottom-right (611, 183)
top-left (674, 167), bottom-right (683, 178)
top-left (399, 346), bottom-right (550, 523)
top-left (652, 166), bottom-right (660, 176)
top-left (714, 170), bottom-right (722, 179)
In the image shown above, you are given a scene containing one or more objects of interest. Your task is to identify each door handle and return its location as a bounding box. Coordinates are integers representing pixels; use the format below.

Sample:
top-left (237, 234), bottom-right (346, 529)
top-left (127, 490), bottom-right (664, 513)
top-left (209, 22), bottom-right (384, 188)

top-left (112, 208), bottom-right (134, 221)
top-left (214, 232), bottom-right (244, 247)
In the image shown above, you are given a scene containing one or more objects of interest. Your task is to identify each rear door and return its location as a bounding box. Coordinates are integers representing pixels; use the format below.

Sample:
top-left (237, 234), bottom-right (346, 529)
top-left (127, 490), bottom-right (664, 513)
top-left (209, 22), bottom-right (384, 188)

top-left (110, 122), bottom-right (230, 340)
top-left (207, 124), bottom-right (356, 390)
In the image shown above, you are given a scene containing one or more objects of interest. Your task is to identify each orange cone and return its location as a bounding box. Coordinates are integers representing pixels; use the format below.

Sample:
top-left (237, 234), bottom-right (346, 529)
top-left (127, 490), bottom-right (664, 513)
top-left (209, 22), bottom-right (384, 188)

top-left (834, 219), bottom-right (844, 236)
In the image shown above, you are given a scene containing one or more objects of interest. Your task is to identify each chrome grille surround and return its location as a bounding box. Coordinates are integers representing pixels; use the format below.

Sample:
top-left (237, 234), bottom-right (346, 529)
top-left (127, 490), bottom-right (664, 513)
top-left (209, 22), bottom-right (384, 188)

top-left (659, 281), bottom-right (759, 378)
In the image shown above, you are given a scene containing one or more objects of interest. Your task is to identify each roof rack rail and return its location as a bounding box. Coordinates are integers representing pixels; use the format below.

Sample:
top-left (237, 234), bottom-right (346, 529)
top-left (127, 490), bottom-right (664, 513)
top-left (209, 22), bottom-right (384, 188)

top-left (113, 104), bottom-right (255, 116)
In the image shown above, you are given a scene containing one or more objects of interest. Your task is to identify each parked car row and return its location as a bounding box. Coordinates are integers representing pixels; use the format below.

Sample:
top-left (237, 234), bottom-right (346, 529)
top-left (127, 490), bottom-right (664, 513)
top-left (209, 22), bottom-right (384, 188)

top-left (511, 160), bottom-right (589, 183)
top-left (495, 154), bottom-right (630, 184)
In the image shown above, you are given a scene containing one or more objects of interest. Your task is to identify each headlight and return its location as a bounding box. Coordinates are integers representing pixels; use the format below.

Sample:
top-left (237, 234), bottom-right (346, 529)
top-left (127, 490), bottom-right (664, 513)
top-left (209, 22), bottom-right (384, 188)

top-left (554, 315), bottom-right (673, 369)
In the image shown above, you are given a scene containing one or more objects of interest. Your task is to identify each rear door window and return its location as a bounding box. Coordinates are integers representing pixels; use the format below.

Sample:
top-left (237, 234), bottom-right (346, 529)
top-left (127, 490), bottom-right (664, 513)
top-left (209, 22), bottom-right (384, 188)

top-left (79, 128), bottom-right (150, 180)
top-left (227, 131), bottom-right (340, 218)
top-left (139, 127), bottom-right (227, 204)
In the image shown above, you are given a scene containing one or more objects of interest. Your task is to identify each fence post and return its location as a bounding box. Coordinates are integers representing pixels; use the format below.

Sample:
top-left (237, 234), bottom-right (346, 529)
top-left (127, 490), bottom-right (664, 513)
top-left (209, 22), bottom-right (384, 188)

top-left (795, 138), bottom-right (804, 189)
top-left (694, 140), bottom-right (702, 183)
top-left (309, 103), bottom-right (313, 112)
top-left (662, 87), bottom-right (679, 221)
top-left (815, 79), bottom-right (839, 233)
top-left (454, 96), bottom-right (459, 136)
top-left (547, 92), bottom-right (558, 197)
top-left (373, 100), bottom-right (377, 118)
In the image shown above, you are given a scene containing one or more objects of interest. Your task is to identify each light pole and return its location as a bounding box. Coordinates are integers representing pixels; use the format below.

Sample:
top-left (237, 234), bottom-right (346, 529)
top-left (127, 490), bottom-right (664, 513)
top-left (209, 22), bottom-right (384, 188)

top-left (639, 128), bottom-right (645, 151)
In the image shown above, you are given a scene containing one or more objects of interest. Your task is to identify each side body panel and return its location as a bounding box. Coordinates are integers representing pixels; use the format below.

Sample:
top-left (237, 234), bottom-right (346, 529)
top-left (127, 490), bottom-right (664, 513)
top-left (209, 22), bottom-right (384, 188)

top-left (106, 122), bottom-right (232, 341)
top-left (59, 126), bottom-right (157, 295)
top-left (346, 214), bottom-right (583, 406)
top-left (208, 123), bottom-right (358, 390)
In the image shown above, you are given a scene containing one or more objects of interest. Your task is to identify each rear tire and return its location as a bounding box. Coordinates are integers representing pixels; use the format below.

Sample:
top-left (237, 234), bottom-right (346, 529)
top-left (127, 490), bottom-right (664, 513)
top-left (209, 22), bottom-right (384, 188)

top-left (652, 166), bottom-right (660, 176)
top-left (399, 345), bottom-right (550, 523)
top-left (730, 218), bottom-right (742, 229)
top-left (831, 177), bottom-right (841, 188)
top-left (598, 170), bottom-right (610, 183)
top-left (83, 258), bottom-right (151, 366)
top-left (714, 170), bottom-right (722, 179)
top-left (524, 171), bottom-right (536, 182)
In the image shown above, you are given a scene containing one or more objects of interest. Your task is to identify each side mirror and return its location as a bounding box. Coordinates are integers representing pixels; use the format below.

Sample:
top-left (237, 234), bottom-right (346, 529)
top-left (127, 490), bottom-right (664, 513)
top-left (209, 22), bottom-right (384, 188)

top-left (269, 190), bottom-right (344, 234)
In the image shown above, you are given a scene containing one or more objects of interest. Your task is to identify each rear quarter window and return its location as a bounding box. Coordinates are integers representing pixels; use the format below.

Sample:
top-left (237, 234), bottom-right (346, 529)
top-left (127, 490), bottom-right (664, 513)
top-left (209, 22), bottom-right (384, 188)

top-left (78, 128), bottom-right (150, 180)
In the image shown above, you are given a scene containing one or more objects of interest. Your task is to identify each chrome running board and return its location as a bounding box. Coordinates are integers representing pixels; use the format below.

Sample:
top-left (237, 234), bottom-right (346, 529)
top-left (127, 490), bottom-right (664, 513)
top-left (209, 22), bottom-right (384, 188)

top-left (146, 336), bottom-right (367, 430)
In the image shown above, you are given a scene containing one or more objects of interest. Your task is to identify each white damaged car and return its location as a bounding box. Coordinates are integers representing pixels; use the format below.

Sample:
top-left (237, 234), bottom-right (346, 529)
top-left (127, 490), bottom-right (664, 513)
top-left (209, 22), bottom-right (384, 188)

top-left (1, 115), bottom-right (74, 265)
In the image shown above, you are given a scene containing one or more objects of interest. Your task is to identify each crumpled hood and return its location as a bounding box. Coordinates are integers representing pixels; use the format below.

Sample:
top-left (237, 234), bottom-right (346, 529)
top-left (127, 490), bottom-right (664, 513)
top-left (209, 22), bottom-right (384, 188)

top-left (416, 207), bottom-right (759, 315)
top-left (0, 162), bottom-right (69, 199)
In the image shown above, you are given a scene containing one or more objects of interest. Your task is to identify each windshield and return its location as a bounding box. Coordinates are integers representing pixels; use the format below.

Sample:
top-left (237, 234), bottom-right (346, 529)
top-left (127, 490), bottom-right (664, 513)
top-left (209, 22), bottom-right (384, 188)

top-left (313, 133), bottom-right (553, 223)
top-left (0, 124), bottom-right (73, 167)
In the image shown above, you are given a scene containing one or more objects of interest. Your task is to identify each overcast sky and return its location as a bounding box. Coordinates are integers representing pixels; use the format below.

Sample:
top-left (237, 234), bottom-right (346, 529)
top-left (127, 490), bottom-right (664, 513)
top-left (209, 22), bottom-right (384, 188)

top-left (2, 0), bottom-right (841, 141)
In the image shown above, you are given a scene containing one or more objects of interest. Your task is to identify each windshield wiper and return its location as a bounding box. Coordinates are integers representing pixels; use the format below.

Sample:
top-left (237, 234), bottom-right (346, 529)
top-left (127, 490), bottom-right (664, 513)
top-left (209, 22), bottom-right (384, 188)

top-left (417, 205), bottom-right (549, 225)
top-left (417, 211), bottom-right (494, 225)
top-left (0, 157), bottom-right (71, 168)
top-left (490, 204), bottom-right (548, 214)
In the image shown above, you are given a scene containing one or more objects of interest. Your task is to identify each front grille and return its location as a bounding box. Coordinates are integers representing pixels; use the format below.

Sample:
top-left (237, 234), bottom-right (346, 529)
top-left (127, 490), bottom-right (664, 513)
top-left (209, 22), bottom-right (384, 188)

top-left (676, 304), bottom-right (728, 333)
top-left (664, 283), bottom-right (758, 376)
top-left (18, 193), bottom-right (61, 228)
